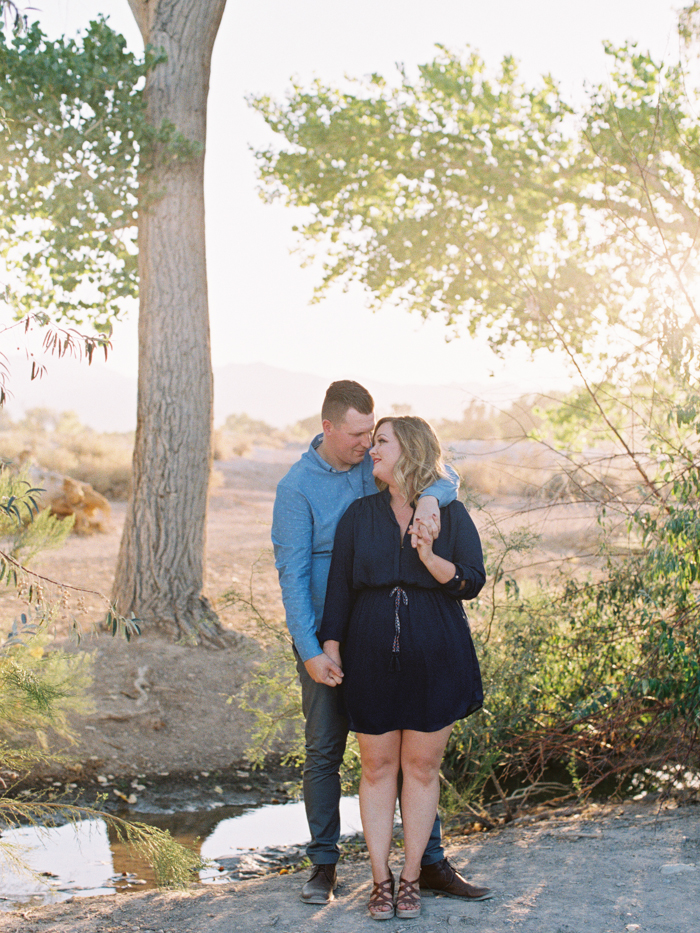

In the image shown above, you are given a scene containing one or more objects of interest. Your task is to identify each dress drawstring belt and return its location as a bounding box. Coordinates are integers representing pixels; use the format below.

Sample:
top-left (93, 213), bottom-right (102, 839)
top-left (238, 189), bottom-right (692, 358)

top-left (389, 586), bottom-right (408, 671)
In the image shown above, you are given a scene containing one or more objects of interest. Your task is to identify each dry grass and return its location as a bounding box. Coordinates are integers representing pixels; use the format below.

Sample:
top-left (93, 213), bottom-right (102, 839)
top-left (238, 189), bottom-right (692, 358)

top-left (449, 438), bottom-right (651, 506)
top-left (0, 408), bottom-right (641, 554)
top-left (451, 441), bottom-right (559, 498)
top-left (213, 413), bottom-right (318, 460)
top-left (1, 424), bottom-right (134, 500)
top-left (444, 437), bottom-right (646, 589)
top-left (0, 409), bottom-right (318, 505)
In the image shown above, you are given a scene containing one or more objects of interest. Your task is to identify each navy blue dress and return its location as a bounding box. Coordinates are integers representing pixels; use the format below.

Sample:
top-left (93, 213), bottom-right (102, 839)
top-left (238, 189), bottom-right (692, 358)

top-left (318, 489), bottom-right (485, 735)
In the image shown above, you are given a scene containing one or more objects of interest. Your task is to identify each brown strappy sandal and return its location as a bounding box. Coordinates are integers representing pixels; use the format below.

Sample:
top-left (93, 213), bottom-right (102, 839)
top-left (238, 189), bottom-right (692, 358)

top-left (396, 876), bottom-right (421, 919)
top-left (368, 874), bottom-right (395, 920)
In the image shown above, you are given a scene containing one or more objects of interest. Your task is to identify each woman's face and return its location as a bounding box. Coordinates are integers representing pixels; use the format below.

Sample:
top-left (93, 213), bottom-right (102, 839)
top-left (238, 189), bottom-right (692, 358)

top-left (370, 421), bottom-right (402, 485)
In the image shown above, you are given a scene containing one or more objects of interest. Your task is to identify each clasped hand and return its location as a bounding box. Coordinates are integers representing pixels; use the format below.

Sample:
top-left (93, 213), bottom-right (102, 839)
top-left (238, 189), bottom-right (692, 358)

top-left (409, 516), bottom-right (437, 560)
top-left (305, 647), bottom-right (343, 686)
top-left (410, 496), bottom-right (440, 551)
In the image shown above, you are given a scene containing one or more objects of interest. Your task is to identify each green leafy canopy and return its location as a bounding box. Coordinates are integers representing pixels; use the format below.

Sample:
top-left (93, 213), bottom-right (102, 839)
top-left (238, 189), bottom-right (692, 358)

top-left (0, 18), bottom-right (159, 331)
top-left (250, 26), bottom-right (700, 364)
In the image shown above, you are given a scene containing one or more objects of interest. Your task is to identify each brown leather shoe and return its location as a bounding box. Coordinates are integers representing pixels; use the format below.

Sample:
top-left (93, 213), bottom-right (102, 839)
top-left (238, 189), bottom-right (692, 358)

top-left (301, 863), bottom-right (338, 904)
top-left (419, 858), bottom-right (492, 900)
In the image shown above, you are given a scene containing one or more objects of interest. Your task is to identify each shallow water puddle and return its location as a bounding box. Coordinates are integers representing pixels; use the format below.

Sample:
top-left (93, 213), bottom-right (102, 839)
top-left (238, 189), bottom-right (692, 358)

top-left (0, 795), bottom-right (362, 909)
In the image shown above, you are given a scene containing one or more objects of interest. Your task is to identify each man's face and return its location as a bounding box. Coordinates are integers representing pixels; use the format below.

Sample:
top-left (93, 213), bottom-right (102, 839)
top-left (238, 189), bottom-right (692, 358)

top-left (323, 407), bottom-right (375, 470)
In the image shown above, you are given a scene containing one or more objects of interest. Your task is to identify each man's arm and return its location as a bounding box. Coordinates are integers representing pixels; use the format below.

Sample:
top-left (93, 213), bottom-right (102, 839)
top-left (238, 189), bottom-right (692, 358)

top-left (412, 464), bottom-right (460, 544)
top-left (421, 463), bottom-right (460, 507)
top-left (271, 484), bottom-right (343, 683)
top-left (272, 483), bottom-right (320, 661)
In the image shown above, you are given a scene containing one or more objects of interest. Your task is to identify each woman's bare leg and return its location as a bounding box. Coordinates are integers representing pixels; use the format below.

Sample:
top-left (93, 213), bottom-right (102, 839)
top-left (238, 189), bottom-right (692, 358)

top-left (399, 724), bottom-right (453, 882)
top-left (357, 730), bottom-right (401, 884)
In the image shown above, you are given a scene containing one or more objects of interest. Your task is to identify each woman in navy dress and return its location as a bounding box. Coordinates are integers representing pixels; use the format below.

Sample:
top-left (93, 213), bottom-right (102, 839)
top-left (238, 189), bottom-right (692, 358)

top-left (319, 416), bottom-right (485, 920)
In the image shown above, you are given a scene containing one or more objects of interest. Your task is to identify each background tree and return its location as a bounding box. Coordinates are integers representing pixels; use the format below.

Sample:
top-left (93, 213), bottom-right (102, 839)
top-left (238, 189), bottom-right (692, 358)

top-left (1, 3), bottom-right (228, 643)
top-left (248, 11), bottom-right (700, 514)
top-left (250, 54), bottom-right (587, 355)
top-left (248, 28), bottom-right (699, 366)
top-left (0, 20), bottom-right (148, 329)
top-left (113, 0), bottom-right (227, 643)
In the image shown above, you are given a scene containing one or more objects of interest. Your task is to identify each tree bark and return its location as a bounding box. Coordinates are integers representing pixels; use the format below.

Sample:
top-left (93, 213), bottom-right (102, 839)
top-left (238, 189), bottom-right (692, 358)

top-left (113, 0), bottom-right (227, 644)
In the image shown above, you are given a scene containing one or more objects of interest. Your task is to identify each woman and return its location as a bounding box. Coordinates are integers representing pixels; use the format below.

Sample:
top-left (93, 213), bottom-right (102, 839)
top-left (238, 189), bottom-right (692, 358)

top-left (319, 416), bottom-right (485, 920)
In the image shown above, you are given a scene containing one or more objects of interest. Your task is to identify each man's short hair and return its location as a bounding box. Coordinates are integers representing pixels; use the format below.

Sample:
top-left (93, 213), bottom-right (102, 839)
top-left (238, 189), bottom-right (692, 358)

top-left (322, 380), bottom-right (374, 425)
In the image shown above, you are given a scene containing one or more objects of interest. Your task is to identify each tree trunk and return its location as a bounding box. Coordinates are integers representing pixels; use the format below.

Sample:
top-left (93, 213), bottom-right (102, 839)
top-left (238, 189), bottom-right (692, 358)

top-left (113, 0), bottom-right (227, 644)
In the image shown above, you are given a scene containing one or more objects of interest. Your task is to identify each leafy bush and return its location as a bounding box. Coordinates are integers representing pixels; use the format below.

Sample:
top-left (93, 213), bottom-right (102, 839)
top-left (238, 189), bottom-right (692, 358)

top-left (0, 475), bottom-right (74, 565)
top-left (288, 413), bottom-right (321, 442)
top-left (440, 378), bottom-right (700, 814)
top-left (0, 614), bottom-right (91, 750)
top-left (0, 473), bottom-right (196, 888)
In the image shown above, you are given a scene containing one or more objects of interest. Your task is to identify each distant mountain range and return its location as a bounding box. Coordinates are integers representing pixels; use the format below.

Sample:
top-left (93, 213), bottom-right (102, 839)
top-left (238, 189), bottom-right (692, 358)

top-left (2, 355), bottom-right (526, 432)
top-left (211, 362), bottom-right (497, 429)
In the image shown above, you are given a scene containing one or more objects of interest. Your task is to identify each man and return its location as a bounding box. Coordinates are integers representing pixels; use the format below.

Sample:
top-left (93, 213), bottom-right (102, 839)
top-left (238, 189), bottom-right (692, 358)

top-left (272, 380), bottom-right (491, 904)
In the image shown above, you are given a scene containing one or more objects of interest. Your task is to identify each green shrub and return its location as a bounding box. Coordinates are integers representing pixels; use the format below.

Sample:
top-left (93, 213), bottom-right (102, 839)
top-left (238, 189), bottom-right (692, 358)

top-left (0, 472), bottom-right (196, 888)
top-left (0, 613), bottom-right (91, 749)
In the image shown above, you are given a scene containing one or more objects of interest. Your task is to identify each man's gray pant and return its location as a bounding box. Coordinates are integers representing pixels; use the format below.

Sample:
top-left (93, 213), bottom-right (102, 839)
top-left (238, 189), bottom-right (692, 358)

top-left (295, 647), bottom-right (445, 866)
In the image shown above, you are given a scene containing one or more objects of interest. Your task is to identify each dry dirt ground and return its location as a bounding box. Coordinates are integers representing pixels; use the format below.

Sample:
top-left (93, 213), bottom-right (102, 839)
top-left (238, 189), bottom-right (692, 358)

top-left (2, 446), bottom-right (699, 930)
top-left (2, 800), bottom-right (699, 933)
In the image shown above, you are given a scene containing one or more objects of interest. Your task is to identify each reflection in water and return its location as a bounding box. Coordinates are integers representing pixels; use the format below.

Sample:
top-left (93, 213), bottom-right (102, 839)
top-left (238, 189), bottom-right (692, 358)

top-left (0, 796), bottom-right (362, 909)
top-left (202, 795), bottom-right (362, 859)
top-left (0, 819), bottom-right (114, 907)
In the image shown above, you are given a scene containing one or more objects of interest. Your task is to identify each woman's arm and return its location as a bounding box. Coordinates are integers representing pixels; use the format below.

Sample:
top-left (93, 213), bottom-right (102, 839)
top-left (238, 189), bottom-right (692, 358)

top-left (413, 503), bottom-right (485, 598)
top-left (412, 518), bottom-right (457, 583)
top-left (411, 464), bottom-right (460, 544)
top-left (322, 639), bottom-right (342, 672)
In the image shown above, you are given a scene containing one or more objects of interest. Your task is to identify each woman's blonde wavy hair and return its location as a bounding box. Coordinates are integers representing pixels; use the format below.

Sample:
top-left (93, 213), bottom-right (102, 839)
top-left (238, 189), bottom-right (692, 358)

top-left (373, 416), bottom-right (447, 504)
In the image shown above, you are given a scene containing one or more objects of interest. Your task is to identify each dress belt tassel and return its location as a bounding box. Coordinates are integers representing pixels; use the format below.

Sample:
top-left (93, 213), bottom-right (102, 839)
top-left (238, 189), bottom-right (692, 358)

top-left (389, 586), bottom-right (408, 672)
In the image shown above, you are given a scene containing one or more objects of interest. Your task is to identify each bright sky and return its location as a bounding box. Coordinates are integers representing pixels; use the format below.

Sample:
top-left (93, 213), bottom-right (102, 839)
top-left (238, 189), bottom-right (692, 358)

top-left (32, 0), bottom-right (681, 397)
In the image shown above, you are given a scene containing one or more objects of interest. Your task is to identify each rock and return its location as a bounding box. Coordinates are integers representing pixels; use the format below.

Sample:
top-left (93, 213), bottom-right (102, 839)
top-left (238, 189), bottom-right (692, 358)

top-left (212, 844), bottom-right (306, 880)
top-left (28, 468), bottom-right (112, 535)
top-left (660, 863), bottom-right (696, 874)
